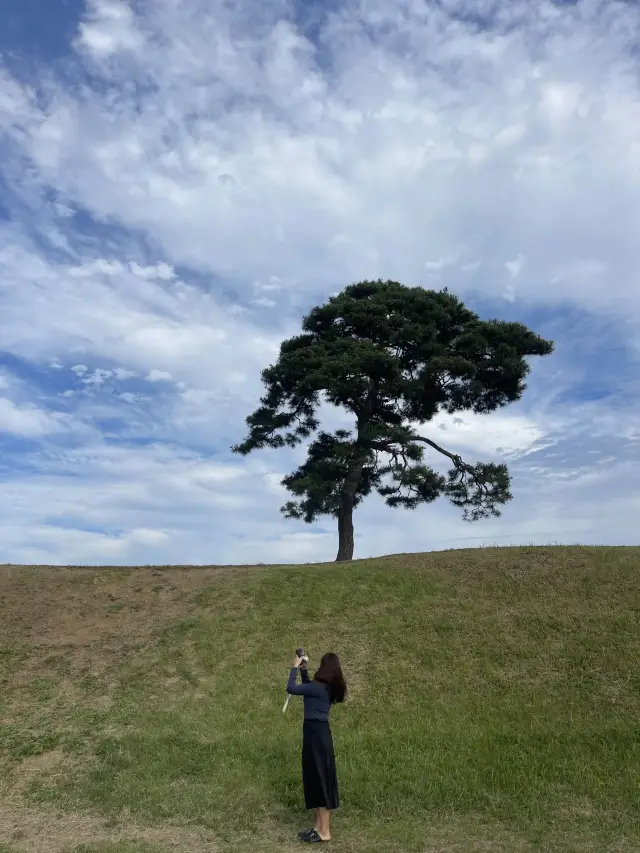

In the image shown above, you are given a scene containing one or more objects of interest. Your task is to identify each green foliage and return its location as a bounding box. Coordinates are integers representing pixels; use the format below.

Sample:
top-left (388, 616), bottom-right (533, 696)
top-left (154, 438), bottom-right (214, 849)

top-left (233, 281), bottom-right (554, 533)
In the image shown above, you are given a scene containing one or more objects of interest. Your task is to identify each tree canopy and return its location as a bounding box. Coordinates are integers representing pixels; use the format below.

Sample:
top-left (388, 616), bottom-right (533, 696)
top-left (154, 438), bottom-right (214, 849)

top-left (233, 281), bottom-right (554, 561)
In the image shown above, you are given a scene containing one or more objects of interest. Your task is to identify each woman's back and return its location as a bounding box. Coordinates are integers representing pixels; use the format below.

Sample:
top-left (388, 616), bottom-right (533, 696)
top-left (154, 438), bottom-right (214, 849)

top-left (286, 650), bottom-right (346, 842)
top-left (286, 668), bottom-right (331, 721)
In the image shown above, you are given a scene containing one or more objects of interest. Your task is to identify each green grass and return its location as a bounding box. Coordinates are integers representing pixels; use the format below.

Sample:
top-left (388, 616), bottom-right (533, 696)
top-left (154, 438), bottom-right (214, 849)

top-left (1, 546), bottom-right (639, 852)
top-left (69, 846), bottom-right (163, 853)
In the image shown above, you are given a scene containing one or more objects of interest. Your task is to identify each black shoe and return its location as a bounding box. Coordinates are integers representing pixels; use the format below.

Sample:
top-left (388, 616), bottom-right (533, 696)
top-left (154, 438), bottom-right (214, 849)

top-left (303, 830), bottom-right (328, 843)
top-left (298, 828), bottom-right (315, 840)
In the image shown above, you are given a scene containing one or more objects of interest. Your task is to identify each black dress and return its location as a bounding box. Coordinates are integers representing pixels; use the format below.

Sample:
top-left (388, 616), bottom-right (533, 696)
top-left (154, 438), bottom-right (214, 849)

top-left (286, 667), bottom-right (340, 811)
top-left (302, 720), bottom-right (340, 810)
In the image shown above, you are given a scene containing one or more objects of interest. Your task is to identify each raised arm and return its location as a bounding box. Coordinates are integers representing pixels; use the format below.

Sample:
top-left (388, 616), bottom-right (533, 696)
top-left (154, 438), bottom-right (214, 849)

top-left (286, 667), bottom-right (322, 696)
top-left (300, 664), bottom-right (311, 684)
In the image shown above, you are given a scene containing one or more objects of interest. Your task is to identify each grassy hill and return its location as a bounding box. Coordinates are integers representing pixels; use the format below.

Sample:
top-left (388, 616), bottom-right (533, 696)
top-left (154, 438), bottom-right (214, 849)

top-left (1, 546), bottom-right (638, 853)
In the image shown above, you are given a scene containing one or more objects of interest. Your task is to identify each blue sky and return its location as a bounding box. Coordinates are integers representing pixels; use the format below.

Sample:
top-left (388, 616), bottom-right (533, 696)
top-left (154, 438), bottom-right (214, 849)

top-left (1, 0), bottom-right (639, 565)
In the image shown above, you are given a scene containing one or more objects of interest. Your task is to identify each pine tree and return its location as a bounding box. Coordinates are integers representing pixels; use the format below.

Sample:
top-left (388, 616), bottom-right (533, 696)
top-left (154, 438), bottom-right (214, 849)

top-left (233, 281), bottom-right (554, 561)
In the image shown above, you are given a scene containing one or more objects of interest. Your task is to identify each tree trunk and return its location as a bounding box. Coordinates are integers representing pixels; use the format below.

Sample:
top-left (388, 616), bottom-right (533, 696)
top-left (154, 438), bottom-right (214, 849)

top-left (334, 460), bottom-right (365, 562)
top-left (335, 498), bottom-right (355, 562)
top-left (334, 388), bottom-right (378, 562)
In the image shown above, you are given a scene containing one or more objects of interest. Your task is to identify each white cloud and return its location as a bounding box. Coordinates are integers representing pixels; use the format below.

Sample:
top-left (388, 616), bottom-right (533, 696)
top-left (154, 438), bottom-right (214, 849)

top-left (505, 255), bottom-right (525, 279)
top-left (0, 425), bottom-right (636, 566)
top-left (113, 368), bottom-right (137, 380)
top-left (539, 82), bottom-right (583, 124)
top-left (0, 0), bottom-right (637, 322)
top-left (146, 370), bottom-right (173, 382)
top-left (0, 0), bottom-right (638, 563)
top-left (0, 398), bottom-right (66, 438)
top-left (119, 391), bottom-right (140, 404)
top-left (429, 412), bottom-right (547, 461)
top-left (129, 262), bottom-right (176, 281)
top-left (76, 0), bottom-right (144, 60)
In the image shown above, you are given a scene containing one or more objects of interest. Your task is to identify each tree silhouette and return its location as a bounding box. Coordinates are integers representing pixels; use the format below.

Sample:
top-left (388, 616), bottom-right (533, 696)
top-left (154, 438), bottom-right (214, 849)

top-left (233, 281), bottom-right (554, 561)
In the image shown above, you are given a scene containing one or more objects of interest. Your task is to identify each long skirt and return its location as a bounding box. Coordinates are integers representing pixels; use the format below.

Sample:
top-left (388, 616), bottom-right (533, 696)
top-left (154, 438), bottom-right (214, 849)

top-left (302, 720), bottom-right (340, 810)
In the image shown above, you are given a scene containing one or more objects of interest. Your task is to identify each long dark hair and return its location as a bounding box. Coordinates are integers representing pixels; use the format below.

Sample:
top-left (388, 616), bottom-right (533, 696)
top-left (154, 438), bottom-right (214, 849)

top-left (313, 652), bottom-right (346, 704)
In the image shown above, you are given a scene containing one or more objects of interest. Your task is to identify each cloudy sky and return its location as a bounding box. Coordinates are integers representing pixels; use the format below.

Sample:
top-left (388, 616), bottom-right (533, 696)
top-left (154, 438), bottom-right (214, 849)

top-left (0, 0), bottom-right (639, 566)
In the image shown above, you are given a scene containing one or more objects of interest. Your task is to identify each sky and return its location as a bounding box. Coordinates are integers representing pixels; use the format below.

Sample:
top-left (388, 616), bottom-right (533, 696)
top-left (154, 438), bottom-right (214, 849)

top-left (0, 0), bottom-right (639, 566)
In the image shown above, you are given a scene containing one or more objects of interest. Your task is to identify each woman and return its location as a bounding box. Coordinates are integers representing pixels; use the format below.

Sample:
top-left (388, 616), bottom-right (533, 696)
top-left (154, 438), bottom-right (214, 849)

top-left (286, 651), bottom-right (347, 843)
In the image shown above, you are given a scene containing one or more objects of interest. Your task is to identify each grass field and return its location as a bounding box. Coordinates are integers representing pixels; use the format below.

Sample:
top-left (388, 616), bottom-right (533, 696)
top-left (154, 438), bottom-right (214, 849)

top-left (1, 546), bottom-right (638, 853)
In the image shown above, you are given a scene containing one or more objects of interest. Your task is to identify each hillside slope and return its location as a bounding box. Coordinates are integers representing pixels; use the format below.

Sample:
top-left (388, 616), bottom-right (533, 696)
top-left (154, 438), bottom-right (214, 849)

top-left (1, 546), bottom-right (638, 853)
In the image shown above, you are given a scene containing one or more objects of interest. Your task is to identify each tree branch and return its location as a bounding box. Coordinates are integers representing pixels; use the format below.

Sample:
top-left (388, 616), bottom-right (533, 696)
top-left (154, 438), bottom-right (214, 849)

top-left (369, 432), bottom-right (491, 497)
top-left (411, 435), bottom-right (474, 475)
top-left (369, 434), bottom-right (469, 472)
